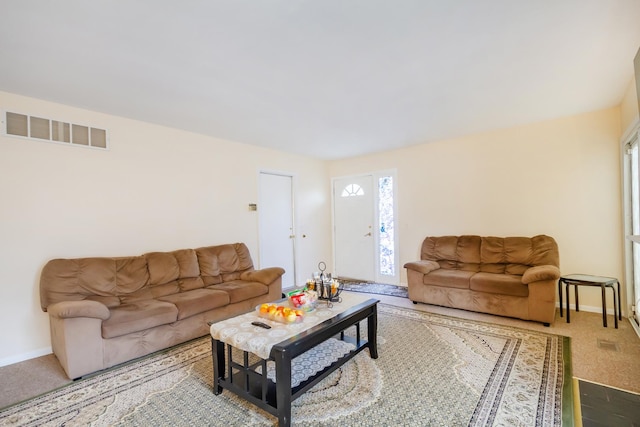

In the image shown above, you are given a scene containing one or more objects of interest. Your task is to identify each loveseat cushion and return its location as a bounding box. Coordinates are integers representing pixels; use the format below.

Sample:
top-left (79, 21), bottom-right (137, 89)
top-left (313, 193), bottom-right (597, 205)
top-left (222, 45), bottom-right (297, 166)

top-left (157, 288), bottom-right (230, 320)
top-left (470, 272), bottom-right (528, 297)
top-left (423, 269), bottom-right (473, 289)
top-left (208, 281), bottom-right (268, 303)
top-left (421, 235), bottom-right (481, 269)
top-left (102, 300), bottom-right (178, 339)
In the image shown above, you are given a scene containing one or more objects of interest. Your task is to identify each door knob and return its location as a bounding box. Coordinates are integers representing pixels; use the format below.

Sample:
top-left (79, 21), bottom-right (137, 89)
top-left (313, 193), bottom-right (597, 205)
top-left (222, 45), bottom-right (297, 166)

top-left (364, 232), bottom-right (372, 237)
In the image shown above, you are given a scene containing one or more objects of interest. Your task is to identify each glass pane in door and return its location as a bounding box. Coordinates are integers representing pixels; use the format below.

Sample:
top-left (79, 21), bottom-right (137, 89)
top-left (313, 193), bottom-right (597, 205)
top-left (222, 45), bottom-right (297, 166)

top-left (378, 176), bottom-right (395, 276)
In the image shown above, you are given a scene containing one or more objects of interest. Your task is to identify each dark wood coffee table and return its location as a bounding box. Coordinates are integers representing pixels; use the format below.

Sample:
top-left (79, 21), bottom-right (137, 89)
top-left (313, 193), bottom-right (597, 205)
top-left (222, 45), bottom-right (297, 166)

top-left (209, 297), bottom-right (379, 427)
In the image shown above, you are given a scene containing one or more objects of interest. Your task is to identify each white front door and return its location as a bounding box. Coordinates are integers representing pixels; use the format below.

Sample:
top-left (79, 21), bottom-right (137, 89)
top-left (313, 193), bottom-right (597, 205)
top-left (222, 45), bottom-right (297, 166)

top-left (333, 175), bottom-right (376, 281)
top-left (258, 172), bottom-right (295, 289)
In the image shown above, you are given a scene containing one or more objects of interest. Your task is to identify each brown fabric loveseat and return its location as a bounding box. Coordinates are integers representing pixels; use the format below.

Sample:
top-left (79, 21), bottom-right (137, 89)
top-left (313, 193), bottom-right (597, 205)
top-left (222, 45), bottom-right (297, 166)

top-left (404, 235), bottom-right (560, 325)
top-left (40, 243), bottom-right (283, 379)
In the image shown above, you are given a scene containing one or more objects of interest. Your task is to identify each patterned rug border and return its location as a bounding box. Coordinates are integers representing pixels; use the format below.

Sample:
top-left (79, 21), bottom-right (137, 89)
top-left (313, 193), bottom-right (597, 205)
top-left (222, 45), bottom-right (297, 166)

top-left (375, 303), bottom-right (575, 426)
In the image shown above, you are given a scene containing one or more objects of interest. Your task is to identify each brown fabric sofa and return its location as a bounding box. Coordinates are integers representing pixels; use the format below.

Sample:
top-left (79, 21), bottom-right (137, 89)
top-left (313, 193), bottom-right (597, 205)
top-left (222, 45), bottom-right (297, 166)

top-left (404, 235), bottom-right (560, 325)
top-left (40, 243), bottom-right (283, 379)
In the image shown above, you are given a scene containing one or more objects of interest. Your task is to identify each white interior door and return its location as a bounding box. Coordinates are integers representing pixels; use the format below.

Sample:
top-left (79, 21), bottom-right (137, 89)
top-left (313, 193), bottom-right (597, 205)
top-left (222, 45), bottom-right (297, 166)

top-left (333, 175), bottom-right (375, 281)
top-left (258, 172), bottom-right (295, 289)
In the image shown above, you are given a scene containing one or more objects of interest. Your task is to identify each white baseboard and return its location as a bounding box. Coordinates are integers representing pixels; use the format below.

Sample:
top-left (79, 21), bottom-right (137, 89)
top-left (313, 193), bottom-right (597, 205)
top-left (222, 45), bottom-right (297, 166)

top-left (0, 346), bottom-right (52, 368)
top-left (557, 302), bottom-right (620, 316)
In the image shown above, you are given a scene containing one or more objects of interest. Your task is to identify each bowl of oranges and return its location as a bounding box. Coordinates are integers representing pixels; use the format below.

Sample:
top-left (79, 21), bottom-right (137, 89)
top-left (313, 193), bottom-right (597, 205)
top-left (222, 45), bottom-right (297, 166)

top-left (257, 303), bottom-right (305, 324)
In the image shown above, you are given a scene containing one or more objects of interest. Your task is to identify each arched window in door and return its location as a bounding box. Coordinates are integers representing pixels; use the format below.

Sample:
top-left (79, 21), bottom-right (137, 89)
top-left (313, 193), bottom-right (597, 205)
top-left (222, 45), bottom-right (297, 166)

top-left (341, 184), bottom-right (365, 197)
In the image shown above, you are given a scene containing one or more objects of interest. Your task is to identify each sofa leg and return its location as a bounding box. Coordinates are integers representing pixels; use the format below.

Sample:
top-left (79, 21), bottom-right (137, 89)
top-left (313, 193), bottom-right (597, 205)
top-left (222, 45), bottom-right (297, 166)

top-left (543, 322), bottom-right (550, 327)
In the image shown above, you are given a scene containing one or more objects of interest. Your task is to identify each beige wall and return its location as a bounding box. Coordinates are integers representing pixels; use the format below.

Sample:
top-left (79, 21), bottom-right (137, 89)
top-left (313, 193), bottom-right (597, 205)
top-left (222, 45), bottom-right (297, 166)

top-left (0, 91), bottom-right (331, 364)
top-left (0, 88), bottom-right (628, 365)
top-left (329, 108), bottom-right (624, 313)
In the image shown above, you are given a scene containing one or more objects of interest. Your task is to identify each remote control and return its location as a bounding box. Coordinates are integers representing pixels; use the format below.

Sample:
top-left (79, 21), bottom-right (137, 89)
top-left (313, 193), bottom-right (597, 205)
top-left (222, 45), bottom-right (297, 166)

top-left (251, 321), bottom-right (271, 329)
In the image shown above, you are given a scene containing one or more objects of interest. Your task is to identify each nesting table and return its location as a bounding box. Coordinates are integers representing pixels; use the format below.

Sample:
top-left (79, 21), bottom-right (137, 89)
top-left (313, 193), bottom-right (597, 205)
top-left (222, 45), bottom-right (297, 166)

top-left (559, 274), bottom-right (621, 328)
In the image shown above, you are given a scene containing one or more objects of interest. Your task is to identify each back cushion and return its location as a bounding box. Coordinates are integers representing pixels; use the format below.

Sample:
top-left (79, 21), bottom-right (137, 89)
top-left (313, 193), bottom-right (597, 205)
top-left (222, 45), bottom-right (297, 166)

top-left (530, 235), bottom-right (560, 267)
top-left (115, 256), bottom-right (150, 293)
top-left (480, 235), bottom-right (559, 274)
top-left (146, 252), bottom-right (180, 285)
top-left (197, 243), bottom-right (254, 283)
top-left (421, 235), bottom-right (481, 270)
top-left (419, 235), bottom-right (559, 275)
top-left (145, 249), bottom-right (203, 293)
top-left (39, 256), bottom-right (148, 310)
top-left (196, 246), bottom-right (222, 285)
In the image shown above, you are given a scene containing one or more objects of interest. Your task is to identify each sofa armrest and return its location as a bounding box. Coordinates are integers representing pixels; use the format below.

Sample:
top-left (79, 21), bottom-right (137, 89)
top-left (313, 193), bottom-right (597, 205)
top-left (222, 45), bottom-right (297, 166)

top-left (404, 260), bottom-right (440, 274)
top-left (522, 265), bottom-right (561, 284)
top-left (240, 267), bottom-right (285, 285)
top-left (47, 300), bottom-right (111, 320)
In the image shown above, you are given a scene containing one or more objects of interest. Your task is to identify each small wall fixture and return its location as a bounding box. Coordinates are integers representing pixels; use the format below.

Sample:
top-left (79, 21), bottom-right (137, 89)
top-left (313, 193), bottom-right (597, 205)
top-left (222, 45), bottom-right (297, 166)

top-left (249, 203), bottom-right (257, 211)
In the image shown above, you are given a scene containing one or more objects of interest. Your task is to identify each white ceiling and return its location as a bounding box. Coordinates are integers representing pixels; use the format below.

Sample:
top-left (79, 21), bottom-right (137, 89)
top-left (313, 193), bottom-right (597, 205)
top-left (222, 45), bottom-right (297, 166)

top-left (1, 1), bottom-right (639, 160)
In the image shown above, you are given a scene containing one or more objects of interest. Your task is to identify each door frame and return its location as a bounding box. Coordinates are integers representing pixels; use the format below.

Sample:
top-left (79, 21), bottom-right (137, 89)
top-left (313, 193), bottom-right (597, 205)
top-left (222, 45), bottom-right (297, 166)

top-left (257, 169), bottom-right (297, 289)
top-left (331, 169), bottom-right (399, 285)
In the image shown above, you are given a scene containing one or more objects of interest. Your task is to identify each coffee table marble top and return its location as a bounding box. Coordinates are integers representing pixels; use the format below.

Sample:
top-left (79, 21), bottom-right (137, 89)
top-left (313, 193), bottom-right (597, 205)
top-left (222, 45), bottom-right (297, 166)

top-left (209, 292), bottom-right (371, 359)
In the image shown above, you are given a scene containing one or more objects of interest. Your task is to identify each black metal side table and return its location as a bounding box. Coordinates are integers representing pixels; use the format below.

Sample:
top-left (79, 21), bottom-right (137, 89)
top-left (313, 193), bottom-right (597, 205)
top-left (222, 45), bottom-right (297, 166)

top-left (559, 274), bottom-right (621, 328)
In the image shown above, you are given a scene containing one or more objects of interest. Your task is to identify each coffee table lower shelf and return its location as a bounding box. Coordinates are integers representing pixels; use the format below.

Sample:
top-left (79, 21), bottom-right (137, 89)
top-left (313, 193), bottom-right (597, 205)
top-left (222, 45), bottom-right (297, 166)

top-left (210, 299), bottom-right (379, 427)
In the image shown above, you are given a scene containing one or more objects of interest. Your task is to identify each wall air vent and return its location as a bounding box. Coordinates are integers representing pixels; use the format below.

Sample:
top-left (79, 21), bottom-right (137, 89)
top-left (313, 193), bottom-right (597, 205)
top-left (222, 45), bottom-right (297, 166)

top-left (2, 110), bottom-right (108, 150)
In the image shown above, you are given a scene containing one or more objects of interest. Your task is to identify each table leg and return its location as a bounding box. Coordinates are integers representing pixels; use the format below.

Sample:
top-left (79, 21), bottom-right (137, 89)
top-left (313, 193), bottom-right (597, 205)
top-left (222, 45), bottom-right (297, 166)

top-left (601, 285), bottom-right (608, 327)
top-left (617, 281), bottom-right (622, 321)
top-left (559, 279), bottom-right (563, 317)
top-left (566, 283), bottom-right (571, 323)
top-left (575, 284), bottom-right (579, 312)
top-left (211, 338), bottom-right (224, 395)
top-left (274, 349), bottom-right (292, 427)
top-left (367, 306), bottom-right (378, 359)
top-left (611, 285), bottom-right (619, 329)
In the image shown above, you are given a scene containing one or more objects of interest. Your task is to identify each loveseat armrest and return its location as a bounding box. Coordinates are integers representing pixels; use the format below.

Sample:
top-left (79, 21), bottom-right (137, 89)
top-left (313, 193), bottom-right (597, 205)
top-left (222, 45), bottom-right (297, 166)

top-left (48, 300), bottom-right (111, 320)
top-left (522, 265), bottom-right (561, 284)
top-left (404, 260), bottom-right (440, 275)
top-left (240, 267), bottom-right (285, 285)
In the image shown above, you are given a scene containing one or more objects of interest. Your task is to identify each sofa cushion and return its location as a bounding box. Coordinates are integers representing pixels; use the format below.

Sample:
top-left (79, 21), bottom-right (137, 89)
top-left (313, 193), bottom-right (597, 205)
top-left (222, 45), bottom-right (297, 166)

top-left (208, 280), bottom-right (268, 303)
top-left (197, 243), bottom-right (254, 283)
top-left (102, 300), bottom-right (178, 339)
top-left (195, 246), bottom-right (223, 285)
top-left (146, 249), bottom-right (201, 286)
top-left (423, 269), bottom-right (473, 289)
top-left (39, 256), bottom-right (149, 309)
top-left (157, 288), bottom-right (230, 320)
top-left (115, 256), bottom-right (150, 294)
top-left (219, 244), bottom-right (254, 281)
top-left (470, 272), bottom-right (529, 297)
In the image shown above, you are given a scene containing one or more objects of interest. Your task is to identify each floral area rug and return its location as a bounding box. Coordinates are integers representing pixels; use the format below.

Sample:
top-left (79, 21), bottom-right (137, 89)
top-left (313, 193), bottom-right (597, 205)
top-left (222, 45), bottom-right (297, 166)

top-left (0, 304), bottom-right (572, 426)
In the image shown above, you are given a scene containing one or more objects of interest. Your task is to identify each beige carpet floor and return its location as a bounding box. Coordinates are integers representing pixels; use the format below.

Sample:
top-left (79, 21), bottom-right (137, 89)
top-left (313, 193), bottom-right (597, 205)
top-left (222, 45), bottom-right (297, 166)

top-left (1, 291), bottom-right (639, 411)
